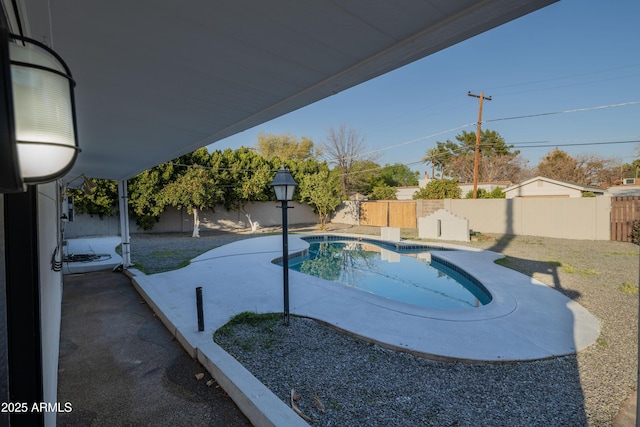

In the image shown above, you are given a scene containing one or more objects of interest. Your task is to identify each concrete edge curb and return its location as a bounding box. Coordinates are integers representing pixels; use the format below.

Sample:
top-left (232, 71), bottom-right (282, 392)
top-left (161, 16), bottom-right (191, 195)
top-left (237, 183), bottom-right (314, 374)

top-left (125, 270), bottom-right (309, 427)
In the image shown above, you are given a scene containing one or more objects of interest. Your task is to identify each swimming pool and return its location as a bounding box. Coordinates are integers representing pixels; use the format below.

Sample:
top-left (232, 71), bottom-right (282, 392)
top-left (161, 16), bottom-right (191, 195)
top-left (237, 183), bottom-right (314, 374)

top-left (287, 238), bottom-right (491, 310)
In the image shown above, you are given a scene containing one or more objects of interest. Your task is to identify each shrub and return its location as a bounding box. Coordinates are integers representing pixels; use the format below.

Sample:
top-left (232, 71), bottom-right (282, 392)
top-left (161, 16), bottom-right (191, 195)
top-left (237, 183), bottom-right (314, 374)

top-left (369, 184), bottom-right (397, 200)
top-left (413, 179), bottom-right (461, 199)
top-left (631, 220), bottom-right (640, 245)
top-left (465, 187), bottom-right (505, 199)
top-left (620, 282), bottom-right (639, 295)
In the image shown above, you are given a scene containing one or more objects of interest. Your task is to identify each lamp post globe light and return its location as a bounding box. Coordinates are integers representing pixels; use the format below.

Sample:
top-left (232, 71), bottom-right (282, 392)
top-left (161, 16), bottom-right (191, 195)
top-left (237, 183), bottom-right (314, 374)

top-left (270, 167), bottom-right (298, 326)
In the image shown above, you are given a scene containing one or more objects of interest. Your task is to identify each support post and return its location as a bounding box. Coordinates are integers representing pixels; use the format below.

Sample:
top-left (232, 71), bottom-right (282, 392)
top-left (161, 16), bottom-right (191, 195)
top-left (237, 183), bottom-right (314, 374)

top-left (117, 180), bottom-right (132, 268)
top-left (196, 287), bottom-right (204, 332)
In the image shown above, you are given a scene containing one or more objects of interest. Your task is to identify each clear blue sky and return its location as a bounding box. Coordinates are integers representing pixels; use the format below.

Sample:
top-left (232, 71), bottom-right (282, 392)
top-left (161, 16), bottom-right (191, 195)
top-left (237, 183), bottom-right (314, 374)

top-left (210, 0), bottom-right (640, 174)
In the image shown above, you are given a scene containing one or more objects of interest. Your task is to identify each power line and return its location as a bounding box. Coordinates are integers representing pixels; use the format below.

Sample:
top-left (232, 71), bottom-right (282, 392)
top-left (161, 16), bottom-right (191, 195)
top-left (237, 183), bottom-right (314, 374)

top-left (358, 66), bottom-right (640, 138)
top-left (358, 123), bottom-right (476, 158)
top-left (335, 100), bottom-right (640, 163)
top-left (485, 101), bottom-right (640, 123)
top-left (485, 64), bottom-right (640, 92)
top-left (510, 139), bottom-right (640, 149)
top-left (509, 135), bottom-right (640, 145)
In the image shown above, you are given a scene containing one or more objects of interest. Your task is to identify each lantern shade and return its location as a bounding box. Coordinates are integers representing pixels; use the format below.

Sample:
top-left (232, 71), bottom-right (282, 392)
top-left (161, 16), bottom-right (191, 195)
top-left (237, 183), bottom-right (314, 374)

top-left (9, 36), bottom-right (78, 184)
top-left (0, 28), bottom-right (21, 192)
top-left (270, 167), bottom-right (298, 201)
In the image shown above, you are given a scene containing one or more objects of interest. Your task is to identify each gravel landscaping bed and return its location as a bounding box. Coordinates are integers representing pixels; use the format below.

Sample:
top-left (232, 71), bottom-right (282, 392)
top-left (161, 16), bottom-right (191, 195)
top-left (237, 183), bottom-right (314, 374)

top-left (131, 225), bottom-right (639, 426)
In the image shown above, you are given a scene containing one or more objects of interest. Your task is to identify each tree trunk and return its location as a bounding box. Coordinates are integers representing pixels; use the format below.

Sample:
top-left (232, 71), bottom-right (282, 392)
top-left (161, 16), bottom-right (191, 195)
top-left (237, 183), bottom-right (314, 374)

top-left (192, 208), bottom-right (200, 237)
top-left (244, 212), bottom-right (260, 234)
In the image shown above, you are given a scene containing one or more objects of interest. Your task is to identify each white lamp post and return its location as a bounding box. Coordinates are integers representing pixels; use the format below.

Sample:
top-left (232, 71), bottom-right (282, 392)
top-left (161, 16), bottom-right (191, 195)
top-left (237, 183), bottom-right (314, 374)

top-left (270, 167), bottom-right (298, 326)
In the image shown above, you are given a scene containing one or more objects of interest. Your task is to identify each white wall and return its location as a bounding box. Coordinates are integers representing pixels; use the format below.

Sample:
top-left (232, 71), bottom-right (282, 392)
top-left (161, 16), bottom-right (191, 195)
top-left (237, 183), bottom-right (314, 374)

top-left (37, 182), bottom-right (64, 427)
top-left (331, 201), bottom-right (360, 225)
top-left (63, 213), bottom-right (120, 237)
top-left (444, 196), bottom-right (611, 240)
top-left (65, 202), bottom-right (319, 237)
top-left (396, 187), bottom-right (419, 200)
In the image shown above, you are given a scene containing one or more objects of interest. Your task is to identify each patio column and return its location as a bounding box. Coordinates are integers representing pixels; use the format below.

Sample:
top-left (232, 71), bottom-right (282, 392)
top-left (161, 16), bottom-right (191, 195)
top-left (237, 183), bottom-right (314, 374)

top-left (117, 180), bottom-right (132, 268)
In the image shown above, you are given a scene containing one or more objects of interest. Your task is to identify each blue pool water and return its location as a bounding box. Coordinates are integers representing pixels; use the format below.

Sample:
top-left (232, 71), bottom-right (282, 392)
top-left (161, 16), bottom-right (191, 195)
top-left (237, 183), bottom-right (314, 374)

top-left (288, 239), bottom-right (491, 310)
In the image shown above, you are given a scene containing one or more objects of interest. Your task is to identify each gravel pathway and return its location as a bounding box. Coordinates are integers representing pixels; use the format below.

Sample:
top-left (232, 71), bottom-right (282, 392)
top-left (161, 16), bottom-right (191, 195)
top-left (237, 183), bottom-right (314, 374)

top-left (130, 225), bottom-right (639, 426)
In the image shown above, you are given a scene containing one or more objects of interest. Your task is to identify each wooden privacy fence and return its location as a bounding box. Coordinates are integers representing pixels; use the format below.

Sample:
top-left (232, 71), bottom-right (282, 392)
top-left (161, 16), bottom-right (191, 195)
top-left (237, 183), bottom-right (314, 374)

top-left (360, 201), bottom-right (417, 228)
top-left (611, 196), bottom-right (640, 242)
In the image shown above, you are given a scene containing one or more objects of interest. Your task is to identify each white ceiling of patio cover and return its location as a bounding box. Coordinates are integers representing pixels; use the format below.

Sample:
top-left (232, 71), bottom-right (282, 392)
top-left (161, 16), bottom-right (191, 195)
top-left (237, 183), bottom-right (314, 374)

top-left (18, 0), bottom-right (556, 181)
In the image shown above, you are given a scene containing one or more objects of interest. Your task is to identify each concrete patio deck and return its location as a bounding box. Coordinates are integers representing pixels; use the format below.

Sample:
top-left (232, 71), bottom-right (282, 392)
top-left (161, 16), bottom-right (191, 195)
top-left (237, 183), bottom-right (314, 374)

top-left (118, 234), bottom-right (600, 426)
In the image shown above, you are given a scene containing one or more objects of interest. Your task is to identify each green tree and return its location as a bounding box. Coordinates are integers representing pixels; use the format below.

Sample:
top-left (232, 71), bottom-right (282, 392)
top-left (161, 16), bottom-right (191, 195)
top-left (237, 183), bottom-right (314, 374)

top-left (214, 147), bottom-right (274, 210)
top-left (255, 133), bottom-right (319, 161)
top-left (348, 160), bottom-right (381, 195)
top-left (298, 167), bottom-right (342, 229)
top-left (370, 184), bottom-right (397, 200)
top-left (158, 165), bottom-right (224, 237)
top-left (67, 178), bottom-right (118, 217)
top-left (379, 163), bottom-right (419, 187)
top-left (453, 129), bottom-right (518, 157)
top-left (348, 162), bottom-right (419, 196)
top-left (423, 143), bottom-right (454, 178)
top-left (413, 179), bottom-right (461, 199)
top-left (632, 157), bottom-right (640, 178)
top-left (128, 147), bottom-right (211, 231)
top-left (424, 129), bottom-right (523, 183)
top-left (128, 164), bottom-right (173, 230)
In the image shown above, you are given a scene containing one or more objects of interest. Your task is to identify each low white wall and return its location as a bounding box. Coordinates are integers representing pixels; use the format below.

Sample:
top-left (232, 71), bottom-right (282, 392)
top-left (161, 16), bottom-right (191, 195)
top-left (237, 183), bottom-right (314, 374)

top-left (65, 202), bottom-right (319, 237)
top-left (418, 209), bottom-right (470, 242)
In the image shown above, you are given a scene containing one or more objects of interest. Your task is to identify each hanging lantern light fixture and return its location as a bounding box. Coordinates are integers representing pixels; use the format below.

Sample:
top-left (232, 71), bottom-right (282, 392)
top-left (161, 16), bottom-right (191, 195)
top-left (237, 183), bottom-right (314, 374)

top-left (6, 31), bottom-right (79, 185)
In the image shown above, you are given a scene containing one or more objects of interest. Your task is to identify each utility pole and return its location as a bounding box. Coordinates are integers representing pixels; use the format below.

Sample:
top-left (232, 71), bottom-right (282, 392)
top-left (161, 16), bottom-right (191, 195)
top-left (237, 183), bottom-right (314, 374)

top-left (468, 91), bottom-right (491, 199)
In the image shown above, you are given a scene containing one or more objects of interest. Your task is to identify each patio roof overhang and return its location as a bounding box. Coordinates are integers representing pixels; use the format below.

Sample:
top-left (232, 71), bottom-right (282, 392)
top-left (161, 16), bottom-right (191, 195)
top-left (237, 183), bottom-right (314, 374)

top-left (8, 0), bottom-right (557, 182)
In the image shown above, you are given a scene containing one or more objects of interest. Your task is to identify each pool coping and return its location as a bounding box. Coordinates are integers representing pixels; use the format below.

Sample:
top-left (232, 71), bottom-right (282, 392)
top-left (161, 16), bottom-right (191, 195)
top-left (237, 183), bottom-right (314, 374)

top-left (125, 234), bottom-right (601, 426)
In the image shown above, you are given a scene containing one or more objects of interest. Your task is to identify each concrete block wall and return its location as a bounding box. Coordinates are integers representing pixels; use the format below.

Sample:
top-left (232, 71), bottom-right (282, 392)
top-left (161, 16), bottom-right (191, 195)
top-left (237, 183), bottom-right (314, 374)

top-left (415, 199), bottom-right (445, 219)
top-left (65, 202), bottom-right (318, 238)
top-left (444, 196), bottom-right (611, 240)
top-left (67, 197), bottom-right (613, 241)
